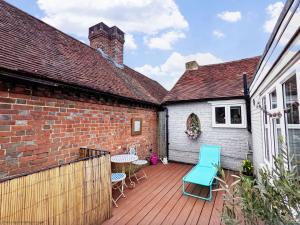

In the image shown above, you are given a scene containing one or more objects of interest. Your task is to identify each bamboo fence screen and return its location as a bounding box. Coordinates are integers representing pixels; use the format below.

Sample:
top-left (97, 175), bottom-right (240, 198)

top-left (0, 153), bottom-right (112, 225)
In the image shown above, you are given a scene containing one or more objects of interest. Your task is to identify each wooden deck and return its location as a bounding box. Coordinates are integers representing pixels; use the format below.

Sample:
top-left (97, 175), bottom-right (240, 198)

top-left (104, 162), bottom-right (231, 225)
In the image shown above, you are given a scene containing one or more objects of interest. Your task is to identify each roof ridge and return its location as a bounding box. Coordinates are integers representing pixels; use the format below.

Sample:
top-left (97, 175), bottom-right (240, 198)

top-left (197, 55), bottom-right (261, 68)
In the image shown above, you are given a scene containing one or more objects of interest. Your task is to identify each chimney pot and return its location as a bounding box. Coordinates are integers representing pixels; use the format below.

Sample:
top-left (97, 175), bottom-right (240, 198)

top-left (185, 61), bottom-right (199, 70)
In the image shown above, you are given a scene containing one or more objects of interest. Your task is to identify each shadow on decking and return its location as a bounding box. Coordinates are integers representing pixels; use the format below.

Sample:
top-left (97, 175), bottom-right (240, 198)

top-left (104, 163), bottom-right (235, 225)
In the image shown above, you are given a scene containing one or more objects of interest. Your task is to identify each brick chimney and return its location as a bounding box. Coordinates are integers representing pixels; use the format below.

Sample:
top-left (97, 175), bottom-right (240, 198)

top-left (88, 22), bottom-right (125, 65)
top-left (185, 61), bottom-right (199, 70)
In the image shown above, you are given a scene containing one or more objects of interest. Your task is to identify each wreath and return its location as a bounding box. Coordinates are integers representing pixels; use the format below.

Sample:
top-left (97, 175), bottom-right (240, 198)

top-left (185, 113), bottom-right (201, 140)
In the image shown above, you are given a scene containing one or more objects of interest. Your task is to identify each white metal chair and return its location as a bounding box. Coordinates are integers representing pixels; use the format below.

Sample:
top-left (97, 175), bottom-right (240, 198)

top-left (111, 172), bottom-right (126, 207)
top-left (128, 144), bottom-right (148, 183)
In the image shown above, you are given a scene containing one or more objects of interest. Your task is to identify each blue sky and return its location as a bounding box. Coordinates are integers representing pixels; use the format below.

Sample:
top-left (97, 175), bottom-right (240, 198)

top-left (7, 0), bottom-right (284, 89)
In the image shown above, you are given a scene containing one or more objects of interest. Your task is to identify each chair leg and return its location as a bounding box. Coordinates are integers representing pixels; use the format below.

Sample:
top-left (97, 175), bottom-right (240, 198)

top-left (182, 180), bottom-right (213, 201)
top-left (134, 167), bottom-right (147, 183)
top-left (208, 185), bottom-right (212, 201)
top-left (112, 199), bottom-right (118, 208)
top-left (112, 180), bottom-right (126, 207)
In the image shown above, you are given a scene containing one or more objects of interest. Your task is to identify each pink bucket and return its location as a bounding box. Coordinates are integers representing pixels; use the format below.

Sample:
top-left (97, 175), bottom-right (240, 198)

top-left (150, 153), bottom-right (158, 165)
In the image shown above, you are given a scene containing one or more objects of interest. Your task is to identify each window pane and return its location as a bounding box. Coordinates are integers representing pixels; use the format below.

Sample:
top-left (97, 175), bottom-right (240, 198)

top-left (262, 97), bottom-right (268, 124)
top-left (287, 129), bottom-right (300, 176)
top-left (264, 128), bottom-right (270, 161)
top-left (215, 107), bottom-right (225, 124)
top-left (270, 90), bottom-right (277, 109)
top-left (284, 75), bottom-right (299, 124)
top-left (277, 128), bottom-right (282, 155)
top-left (262, 96), bottom-right (270, 162)
top-left (230, 106), bottom-right (242, 124)
top-left (283, 75), bottom-right (300, 176)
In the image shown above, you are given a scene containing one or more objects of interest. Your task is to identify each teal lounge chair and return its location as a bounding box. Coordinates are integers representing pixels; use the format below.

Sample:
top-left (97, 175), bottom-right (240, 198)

top-left (182, 144), bottom-right (221, 201)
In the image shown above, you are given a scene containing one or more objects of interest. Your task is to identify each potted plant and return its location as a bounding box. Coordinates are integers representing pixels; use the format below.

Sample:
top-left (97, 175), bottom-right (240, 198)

top-left (241, 159), bottom-right (254, 179)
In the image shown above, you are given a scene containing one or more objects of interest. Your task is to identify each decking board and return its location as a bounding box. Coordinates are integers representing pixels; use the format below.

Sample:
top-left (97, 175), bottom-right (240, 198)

top-left (104, 163), bottom-right (234, 225)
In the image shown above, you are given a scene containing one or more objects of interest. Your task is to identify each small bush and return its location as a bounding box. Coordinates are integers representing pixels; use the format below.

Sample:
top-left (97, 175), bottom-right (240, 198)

top-left (215, 150), bottom-right (300, 225)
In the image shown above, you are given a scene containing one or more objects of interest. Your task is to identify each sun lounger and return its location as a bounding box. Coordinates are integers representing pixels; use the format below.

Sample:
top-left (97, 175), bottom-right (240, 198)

top-left (182, 144), bottom-right (221, 201)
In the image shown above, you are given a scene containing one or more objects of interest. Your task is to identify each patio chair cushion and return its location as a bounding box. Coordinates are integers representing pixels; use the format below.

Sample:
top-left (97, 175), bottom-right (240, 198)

top-left (111, 173), bottom-right (126, 183)
top-left (132, 159), bottom-right (148, 166)
top-left (183, 165), bottom-right (217, 186)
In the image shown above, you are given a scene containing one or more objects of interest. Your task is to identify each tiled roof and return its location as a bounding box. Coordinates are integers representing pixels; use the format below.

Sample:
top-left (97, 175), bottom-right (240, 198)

top-left (0, 1), bottom-right (167, 105)
top-left (163, 56), bottom-right (260, 103)
top-left (124, 66), bottom-right (168, 103)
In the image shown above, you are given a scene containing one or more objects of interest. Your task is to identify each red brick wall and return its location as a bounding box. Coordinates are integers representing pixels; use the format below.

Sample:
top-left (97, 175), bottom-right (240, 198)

top-left (0, 87), bottom-right (158, 178)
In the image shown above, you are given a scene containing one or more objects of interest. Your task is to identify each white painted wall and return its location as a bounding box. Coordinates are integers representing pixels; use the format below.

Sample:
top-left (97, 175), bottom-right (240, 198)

top-left (167, 100), bottom-right (251, 171)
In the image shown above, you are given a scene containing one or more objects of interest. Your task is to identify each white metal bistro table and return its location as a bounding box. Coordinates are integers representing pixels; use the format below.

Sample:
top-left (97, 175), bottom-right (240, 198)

top-left (111, 154), bottom-right (138, 187)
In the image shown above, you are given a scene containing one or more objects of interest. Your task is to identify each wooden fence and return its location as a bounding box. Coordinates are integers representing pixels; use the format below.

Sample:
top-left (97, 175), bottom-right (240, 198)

top-left (0, 152), bottom-right (112, 225)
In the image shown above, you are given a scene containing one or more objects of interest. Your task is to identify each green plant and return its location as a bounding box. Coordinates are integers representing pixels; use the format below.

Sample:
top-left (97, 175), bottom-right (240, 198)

top-left (214, 170), bottom-right (242, 225)
top-left (215, 149), bottom-right (300, 225)
top-left (242, 159), bottom-right (254, 177)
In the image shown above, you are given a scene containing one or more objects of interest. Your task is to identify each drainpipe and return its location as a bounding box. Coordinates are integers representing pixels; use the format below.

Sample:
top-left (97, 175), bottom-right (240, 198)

top-left (243, 73), bottom-right (251, 132)
top-left (164, 107), bottom-right (169, 158)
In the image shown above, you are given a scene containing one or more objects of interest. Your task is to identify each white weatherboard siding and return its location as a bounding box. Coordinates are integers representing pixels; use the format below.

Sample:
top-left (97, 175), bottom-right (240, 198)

top-left (250, 92), bottom-right (264, 173)
top-left (167, 101), bottom-right (251, 171)
top-left (249, 0), bottom-right (300, 175)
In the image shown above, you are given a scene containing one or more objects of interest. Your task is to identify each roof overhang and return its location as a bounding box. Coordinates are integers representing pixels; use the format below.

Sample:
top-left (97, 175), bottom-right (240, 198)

top-left (0, 67), bottom-right (160, 108)
top-left (162, 96), bottom-right (246, 106)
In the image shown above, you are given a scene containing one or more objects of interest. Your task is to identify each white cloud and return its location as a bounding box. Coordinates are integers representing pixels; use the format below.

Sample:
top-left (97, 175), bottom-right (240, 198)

top-left (37, 0), bottom-right (188, 49)
top-left (212, 30), bottom-right (225, 38)
top-left (217, 11), bottom-right (242, 23)
top-left (264, 2), bottom-right (284, 33)
top-left (144, 31), bottom-right (185, 50)
top-left (135, 52), bottom-right (223, 90)
top-left (124, 34), bottom-right (137, 50)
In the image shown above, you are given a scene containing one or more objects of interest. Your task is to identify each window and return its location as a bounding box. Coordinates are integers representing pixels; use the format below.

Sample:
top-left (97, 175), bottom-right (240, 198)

top-left (215, 107), bottom-right (225, 124)
top-left (270, 89), bottom-right (277, 109)
top-left (283, 75), bottom-right (300, 175)
top-left (262, 96), bottom-right (270, 162)
top-left (230, 106), bottom-right (242, 124)
top-left (283, 75), bottom-right (299, 124)
top-left (212, 103), bottom-right (246, 128)
top-left (259, 73), bottom-right (300, 176)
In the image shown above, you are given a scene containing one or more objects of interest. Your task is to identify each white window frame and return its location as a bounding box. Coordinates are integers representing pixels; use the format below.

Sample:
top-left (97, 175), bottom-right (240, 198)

top-left (259, 66), bottom-right (300, 171)
top-left (261, 95), bottom-right (272, 168)
top-left (211, 100), bottom-right (247, 128)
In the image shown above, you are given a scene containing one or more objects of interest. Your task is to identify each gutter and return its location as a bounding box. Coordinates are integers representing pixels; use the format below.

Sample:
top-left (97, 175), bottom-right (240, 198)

top-left (0, 68), bottom-right (160, 107)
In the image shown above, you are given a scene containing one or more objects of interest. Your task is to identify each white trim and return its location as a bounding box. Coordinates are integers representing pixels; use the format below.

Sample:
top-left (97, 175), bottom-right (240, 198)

top-left (208, 99), bottom-right (245, 105)
top-left (211, 103), bottom-right (247, 128)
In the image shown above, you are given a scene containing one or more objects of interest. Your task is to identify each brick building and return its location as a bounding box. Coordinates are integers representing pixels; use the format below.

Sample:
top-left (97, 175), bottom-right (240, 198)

top-left (0, 1), bottom-right (167, 178)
